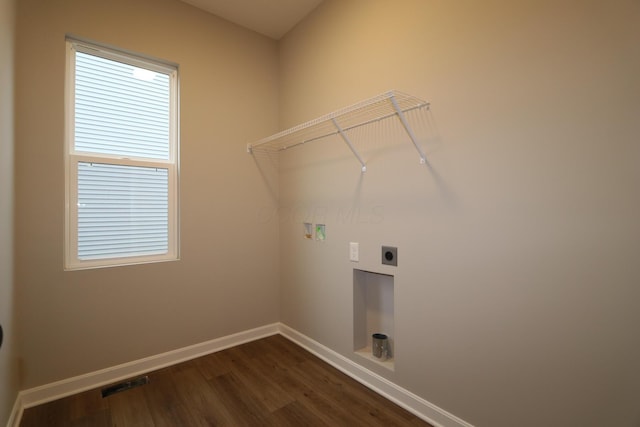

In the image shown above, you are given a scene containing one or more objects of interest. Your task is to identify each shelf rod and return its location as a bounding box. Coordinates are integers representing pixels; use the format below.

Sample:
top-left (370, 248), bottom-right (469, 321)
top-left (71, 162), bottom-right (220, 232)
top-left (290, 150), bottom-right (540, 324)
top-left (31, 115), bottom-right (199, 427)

top-left (390, 95), bottom-right (427, 164)
top-left (332, 118), bottom-right (367, 172)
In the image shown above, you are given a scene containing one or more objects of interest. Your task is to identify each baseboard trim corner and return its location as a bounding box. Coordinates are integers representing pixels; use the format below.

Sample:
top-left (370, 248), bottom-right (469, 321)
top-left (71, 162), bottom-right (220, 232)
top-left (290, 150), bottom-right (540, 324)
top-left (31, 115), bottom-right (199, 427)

top-left (6, 392), bottom-right (23, 427)
top-left (16, 323), bottom-right (279, 415)
top-left (277, 323), bottom-right (473, 427)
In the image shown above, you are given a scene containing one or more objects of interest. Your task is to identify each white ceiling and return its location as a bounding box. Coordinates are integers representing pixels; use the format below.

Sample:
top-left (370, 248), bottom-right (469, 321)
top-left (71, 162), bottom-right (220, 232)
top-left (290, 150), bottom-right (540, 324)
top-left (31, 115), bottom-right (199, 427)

top-left (179, 0), bottom-right (324, 40)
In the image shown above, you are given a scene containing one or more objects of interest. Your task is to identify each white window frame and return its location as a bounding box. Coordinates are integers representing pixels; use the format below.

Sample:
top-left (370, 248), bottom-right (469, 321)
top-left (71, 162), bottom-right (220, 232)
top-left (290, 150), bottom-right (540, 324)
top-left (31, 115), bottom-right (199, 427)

top-left (65, 37), bottom-right (180, 270)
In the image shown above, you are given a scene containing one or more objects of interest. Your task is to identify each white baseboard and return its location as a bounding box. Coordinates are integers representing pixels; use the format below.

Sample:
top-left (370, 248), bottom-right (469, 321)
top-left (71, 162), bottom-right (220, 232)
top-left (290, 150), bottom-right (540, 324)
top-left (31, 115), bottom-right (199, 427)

top-left (9, 323), bottom-right (279, 427)
top-left (8, 322), bottom-right (471, 427)
top-left (278, 323), bottom-right (473, 427)
top-left (6, 394), bottom-right (22, 427)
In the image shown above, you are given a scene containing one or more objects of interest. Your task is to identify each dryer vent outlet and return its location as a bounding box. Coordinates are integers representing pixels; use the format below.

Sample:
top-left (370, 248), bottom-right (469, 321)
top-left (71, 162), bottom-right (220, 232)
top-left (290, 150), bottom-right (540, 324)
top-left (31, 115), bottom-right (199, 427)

top-left (382, 246), bottom-right (398, 266)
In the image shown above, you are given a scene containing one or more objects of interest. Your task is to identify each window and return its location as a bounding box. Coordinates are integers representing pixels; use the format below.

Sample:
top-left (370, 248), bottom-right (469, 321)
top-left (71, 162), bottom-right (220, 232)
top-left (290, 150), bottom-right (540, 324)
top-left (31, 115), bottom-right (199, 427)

top-left (65, 38), bottom-right (179, 269)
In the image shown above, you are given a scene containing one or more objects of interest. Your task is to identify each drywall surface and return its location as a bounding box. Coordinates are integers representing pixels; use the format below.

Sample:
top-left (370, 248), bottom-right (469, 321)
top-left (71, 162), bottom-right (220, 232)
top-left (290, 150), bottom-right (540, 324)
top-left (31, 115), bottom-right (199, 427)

top-left (0, 0), bottom-right (19, 423)
top-left (15, 0), bottom-right (280, 388)
top-left (277, 1), bottom-right (640, 426)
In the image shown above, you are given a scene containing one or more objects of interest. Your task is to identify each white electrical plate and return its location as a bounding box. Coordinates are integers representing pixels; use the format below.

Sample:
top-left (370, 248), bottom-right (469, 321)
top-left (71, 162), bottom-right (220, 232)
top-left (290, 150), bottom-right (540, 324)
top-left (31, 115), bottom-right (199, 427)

top-left (350, 242), bottom-right (359, 262)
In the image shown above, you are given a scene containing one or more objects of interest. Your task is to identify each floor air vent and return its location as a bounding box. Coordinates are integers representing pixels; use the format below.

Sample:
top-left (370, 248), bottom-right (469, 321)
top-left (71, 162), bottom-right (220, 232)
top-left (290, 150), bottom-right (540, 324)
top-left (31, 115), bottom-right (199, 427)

top-left (101, 375), bottom-right (150, 398)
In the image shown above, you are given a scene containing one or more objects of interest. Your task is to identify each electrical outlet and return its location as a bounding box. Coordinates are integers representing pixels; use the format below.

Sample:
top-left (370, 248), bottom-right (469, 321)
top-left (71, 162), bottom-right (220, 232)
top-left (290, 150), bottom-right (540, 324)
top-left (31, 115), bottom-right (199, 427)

top-left (381, 246), bottom-right (397, 266)
top-left (350, 242), bottom-right (359, 262)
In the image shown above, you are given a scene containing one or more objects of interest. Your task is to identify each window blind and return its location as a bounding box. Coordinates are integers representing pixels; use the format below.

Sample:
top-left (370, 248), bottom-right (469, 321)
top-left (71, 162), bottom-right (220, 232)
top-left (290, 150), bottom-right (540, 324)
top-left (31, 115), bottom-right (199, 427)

top-left (77, 162), bottom-right (169, 260)
top-left (75, 52), bottom-right (170, 160)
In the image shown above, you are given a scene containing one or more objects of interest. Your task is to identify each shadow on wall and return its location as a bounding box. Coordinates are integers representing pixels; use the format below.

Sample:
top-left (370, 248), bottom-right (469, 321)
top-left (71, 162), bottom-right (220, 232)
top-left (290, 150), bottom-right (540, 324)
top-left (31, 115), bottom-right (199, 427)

top-left (251, 149), bottom-right (279, 203)
top-left (249, 103), bottom-right (458, 226)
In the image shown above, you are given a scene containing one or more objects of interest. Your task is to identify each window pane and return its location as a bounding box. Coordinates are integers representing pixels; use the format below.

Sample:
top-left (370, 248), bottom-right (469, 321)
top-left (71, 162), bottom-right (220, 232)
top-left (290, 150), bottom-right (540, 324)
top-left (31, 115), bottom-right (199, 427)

top-left (75, 52), bottom-right (170, 160)
top-left (77, 162), bottom-right (169, 260)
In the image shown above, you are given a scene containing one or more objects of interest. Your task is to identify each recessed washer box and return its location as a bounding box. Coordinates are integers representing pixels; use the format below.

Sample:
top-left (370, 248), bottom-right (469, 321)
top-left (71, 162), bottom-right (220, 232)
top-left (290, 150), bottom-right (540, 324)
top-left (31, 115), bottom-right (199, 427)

top-left (381, 246), bottom-right (397, 266)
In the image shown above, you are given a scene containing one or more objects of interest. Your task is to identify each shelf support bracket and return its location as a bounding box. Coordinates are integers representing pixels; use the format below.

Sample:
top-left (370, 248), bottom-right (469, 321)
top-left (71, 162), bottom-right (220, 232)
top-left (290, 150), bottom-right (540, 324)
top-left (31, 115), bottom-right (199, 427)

top-left (390, 96), bottom-right (427, 164)
top-left (332, 118), bottom-right (367, 172)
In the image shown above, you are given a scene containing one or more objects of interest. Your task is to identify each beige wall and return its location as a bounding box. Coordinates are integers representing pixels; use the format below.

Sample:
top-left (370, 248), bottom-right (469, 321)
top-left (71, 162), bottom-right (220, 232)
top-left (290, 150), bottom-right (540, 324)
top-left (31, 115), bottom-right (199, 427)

top-left (1, 0), bottom-right (18, 423)
top-left (15, 0), bottom-right (280, 389)
top-left (278, 1), bottom-right (640, 426)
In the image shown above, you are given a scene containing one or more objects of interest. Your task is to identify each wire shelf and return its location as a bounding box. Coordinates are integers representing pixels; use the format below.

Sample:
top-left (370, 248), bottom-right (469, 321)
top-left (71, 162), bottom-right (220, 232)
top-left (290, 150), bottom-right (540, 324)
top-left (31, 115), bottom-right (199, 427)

top-left (247, 90), bottom-right (430, 171)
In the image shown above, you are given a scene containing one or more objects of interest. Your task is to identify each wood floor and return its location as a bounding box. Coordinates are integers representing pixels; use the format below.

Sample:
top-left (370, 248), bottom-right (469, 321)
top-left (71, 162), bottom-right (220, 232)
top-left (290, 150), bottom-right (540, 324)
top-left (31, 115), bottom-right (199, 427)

top-left (20, 334), bottom-right (433, 426)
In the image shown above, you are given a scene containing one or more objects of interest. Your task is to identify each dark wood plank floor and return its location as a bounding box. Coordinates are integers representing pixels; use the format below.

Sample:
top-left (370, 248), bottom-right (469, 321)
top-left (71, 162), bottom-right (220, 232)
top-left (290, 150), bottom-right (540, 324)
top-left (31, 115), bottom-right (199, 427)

top-left (20, 334), bottom-right (432, 426)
